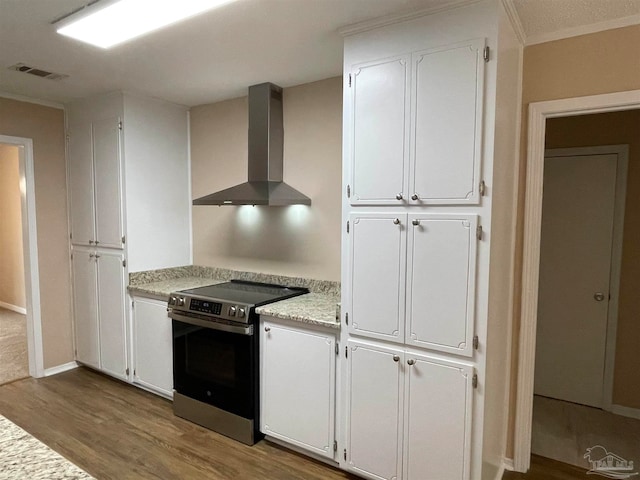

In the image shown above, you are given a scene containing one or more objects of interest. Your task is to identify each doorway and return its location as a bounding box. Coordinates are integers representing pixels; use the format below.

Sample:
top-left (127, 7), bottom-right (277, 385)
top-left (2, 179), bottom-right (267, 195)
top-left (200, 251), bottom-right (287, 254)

top-left (513, 89), bottom-right (640, 473)
top-left (534, 145), bottom-right (627, 411)
top-left (0, 135), bottom-right (44, 380)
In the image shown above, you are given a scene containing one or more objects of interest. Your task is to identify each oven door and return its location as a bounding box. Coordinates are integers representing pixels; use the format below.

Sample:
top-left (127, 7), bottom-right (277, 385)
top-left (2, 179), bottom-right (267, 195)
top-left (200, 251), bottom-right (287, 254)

top-left (171, 313), bottom-right (256, 420)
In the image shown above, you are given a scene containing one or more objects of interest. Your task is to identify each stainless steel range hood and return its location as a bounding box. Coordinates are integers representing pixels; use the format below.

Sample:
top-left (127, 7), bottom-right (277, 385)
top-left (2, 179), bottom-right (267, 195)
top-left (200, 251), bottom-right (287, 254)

top-left (193, 82), bottom-right (311, 206)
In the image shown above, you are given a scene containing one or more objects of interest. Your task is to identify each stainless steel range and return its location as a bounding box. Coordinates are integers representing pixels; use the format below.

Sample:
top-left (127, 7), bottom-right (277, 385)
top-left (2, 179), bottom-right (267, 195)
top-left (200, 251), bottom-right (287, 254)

top-left (168, 280), bottom-right (308, 445)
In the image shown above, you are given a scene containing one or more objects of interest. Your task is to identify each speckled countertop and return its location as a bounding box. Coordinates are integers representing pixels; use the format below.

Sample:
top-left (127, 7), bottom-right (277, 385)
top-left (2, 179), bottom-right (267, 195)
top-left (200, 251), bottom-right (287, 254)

top-left (128, 265), bottom-right (340, 329)
top-left (256, 293), bottom-right (340, 329)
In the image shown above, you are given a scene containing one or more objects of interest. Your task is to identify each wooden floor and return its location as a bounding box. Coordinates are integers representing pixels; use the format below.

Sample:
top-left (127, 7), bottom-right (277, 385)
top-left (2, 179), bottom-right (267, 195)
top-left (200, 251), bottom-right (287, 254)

top-left (502, 455), bottom-right (589, 480)
top-left (0, 367), bottom-right (355, 480)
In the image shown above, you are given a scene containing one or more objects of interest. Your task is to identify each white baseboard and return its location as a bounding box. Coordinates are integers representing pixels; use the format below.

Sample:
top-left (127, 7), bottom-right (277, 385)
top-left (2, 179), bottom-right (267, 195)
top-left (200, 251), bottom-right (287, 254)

top-left (503, 458), bottom-right (515, 471)
top-left (0, 300), bottom-right (27, 315)
top-left (44, 361), bottom-right (78, 377)
top-left (611, 404), bottom-right (640, 421)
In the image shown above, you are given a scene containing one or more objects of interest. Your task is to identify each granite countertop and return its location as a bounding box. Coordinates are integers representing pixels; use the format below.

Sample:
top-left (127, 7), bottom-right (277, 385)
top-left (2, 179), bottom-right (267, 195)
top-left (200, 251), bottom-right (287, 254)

top-left (127, 277), bottom-right (226, 300)
top-left (127, 265), bottom-right (341, 329)
top-left (256, 293), bottom-right (341, 329)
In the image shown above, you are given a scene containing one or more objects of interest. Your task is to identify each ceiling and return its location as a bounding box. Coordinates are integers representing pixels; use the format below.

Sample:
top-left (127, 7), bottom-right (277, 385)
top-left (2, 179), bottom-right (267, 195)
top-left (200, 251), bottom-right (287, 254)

top-left (0, 0), bottom-right (638, 107)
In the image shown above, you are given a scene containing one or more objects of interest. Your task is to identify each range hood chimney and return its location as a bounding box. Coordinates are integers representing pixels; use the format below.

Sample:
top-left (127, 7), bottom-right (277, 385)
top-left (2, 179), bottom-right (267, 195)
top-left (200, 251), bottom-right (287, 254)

top-left (193, 82), bottom-right (311, 206)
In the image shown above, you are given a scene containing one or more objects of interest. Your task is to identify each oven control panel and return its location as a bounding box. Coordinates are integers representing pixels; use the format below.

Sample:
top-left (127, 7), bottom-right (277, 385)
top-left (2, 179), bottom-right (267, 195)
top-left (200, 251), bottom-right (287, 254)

top-left (168, 294), bottom-right (250, 323)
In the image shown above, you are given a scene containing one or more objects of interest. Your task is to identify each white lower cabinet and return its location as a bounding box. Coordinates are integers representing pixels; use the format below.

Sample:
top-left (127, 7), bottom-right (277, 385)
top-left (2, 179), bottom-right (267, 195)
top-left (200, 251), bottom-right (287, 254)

top-left (260, 317), bottom-right (336, 459)
top-left (345, 340), bottom-right (474, 480)
top-left (131, 297), bottom-right (173, 398)
top-left (72, 247), bottom-right (127, 380)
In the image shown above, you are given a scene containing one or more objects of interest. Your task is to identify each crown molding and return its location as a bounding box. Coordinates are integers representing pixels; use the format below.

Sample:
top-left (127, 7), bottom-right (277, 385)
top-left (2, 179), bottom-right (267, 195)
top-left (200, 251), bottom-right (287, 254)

top-left (0, 91), bottom-right (64, 110)
top-left (525, 13), bottom-right (640, 46)
top-left (500, 0), bottom-right (526, 45)
top-left (338, 0), bottom-right (484, 36)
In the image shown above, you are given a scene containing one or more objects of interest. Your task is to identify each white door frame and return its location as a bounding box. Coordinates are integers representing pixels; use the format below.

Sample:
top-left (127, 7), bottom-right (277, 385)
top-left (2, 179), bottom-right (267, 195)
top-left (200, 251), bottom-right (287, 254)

top-left (513, 89), bottom-right (640, 473)
top-left (543, 144), bottom-right (628, 411)
top-left (0, 135), bottom-right (45, 378)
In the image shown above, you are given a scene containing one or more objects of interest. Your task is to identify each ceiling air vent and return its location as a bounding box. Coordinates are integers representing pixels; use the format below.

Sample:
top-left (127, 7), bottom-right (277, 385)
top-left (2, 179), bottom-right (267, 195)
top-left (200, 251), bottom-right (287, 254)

top-left (8, 63), bottom-right (69, 81)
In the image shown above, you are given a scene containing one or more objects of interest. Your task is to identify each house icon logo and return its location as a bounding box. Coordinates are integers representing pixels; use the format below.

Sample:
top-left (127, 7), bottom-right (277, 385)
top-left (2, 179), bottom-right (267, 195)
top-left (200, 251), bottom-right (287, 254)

top-left (584, 445), bottom-right (638, 479)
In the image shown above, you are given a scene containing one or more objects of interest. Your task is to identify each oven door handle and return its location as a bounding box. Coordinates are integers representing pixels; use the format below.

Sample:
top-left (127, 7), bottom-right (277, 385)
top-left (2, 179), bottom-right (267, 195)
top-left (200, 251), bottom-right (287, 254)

top-left (169, 311), bottom-right (253, 336)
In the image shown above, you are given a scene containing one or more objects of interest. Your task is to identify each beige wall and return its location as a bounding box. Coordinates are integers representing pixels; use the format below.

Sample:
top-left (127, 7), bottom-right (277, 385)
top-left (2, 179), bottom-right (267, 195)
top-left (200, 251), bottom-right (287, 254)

top-left (191, 77), bottom-right (342, 281)
top-left (545, 111), bottom-right (640, 409)
top-left (508, 25), bottom-right (640, 457)
top-left (0, 97), bottom-right (73, 369)
top-left (0, 145), bottom-right (26, 309)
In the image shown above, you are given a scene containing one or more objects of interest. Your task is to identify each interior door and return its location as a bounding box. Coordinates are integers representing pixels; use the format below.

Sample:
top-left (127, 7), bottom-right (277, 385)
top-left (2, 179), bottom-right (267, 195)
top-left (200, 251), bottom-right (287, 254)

top-left (534, 151), bottom-right (619, 408)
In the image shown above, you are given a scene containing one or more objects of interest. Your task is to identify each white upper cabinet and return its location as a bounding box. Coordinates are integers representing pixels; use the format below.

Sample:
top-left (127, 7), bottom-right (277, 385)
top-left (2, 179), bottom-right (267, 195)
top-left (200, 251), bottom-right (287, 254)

top-left (348, 39), bottom-right (485, 206)
top-left (348, 213), bottom-right (406, 342)
top-left (410, 39), bottom-right (485, 204)
top-left (67, 122), bottom-right (95, 246)
top-left (92, 117), bottom-right (124, 249)
top-left (404, 352), bottom-right (474, 480)
top-left (350, 56), bottom-right (410, 204)
top-left (406, 214), bottom-right (477, 356)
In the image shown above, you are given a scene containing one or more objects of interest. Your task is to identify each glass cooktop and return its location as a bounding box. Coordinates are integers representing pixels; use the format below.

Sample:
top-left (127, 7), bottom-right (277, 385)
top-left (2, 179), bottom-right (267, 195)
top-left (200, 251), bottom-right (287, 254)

top-left (178, 280), bottom-right (308, 307)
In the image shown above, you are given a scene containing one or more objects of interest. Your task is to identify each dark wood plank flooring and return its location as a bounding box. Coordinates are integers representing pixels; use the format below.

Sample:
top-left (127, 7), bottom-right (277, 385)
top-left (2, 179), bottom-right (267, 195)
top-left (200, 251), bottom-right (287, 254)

top-left (0, 367), bottom-right (355, 480)
top-left (503, 455), bottom-right (589, 480)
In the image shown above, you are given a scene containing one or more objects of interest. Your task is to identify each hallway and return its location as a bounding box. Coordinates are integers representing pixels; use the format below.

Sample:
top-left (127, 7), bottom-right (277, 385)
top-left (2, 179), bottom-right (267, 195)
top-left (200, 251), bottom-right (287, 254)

top-left (0, 307), bottom-right (29, 385)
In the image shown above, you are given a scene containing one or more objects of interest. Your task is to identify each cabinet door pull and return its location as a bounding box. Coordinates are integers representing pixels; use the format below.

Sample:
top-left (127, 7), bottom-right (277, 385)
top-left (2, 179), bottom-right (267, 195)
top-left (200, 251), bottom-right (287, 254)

top-left (393, 218), bottom-right (400, 225)
top-left (395, 193), bottom-right (403, 200)
top-left (392, 355), bottom-right (400, 362)
top-left (264, 326), bottom-right (271, 332)
top-left (412, 219), bottom-right (420, 226)
top-left (411, 194), bottom-right (419, 201)
top-left (95, 254), bottom-right (101, 258)
top-left (407, 359), bottom-right (415, 366)
top-left (89, 253), bottom-right (94, 258)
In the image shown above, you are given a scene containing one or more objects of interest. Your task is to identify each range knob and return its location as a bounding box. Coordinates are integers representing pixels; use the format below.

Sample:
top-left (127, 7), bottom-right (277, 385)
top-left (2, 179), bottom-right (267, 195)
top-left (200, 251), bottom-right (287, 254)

top-left (238, 307), bottom-right (246, 319)
top-left (229, 305), bottom-right (237, 317)
top-left (177, 297), bottom-right (185, 307)
top-left (168, 296), bottom-right (177, 306)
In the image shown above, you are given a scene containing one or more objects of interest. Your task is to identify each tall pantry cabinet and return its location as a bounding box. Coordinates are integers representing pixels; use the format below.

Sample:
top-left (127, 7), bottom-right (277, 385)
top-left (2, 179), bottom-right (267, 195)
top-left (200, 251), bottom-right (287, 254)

top-left (339, 2), bottom-right (521, 479)
top-left (66, 91), bottom-right (191, 381)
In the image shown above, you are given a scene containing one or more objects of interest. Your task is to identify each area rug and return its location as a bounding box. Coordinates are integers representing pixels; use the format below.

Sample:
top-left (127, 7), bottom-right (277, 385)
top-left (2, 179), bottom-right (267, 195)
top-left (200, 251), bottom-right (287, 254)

top-left (0, 415), bottom-right (94, 479)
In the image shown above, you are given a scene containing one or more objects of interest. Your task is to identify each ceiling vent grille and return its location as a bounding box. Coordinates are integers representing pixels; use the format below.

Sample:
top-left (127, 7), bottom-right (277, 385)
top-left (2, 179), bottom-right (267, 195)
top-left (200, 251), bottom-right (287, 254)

top-left (8, 63), bottom-right (69, 81)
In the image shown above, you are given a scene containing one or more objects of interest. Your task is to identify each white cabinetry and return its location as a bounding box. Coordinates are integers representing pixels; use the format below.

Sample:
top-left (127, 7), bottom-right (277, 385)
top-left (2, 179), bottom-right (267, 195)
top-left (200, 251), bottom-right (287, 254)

top-left (67, 91), bottom-right (191, 383)
top-left (348, 39), bottom-right (485, 205)
top-left (260, 317), bottom-right (337, 459)
top-left (348, 213), bottom-right (478, 357)
top-left (131, 297), bottom-right (173, 398)
top-left (340, 1), bottom-right (522, 478)
top-left (71, 247), bottom-right (127, 379)
top-left (345, 340), bottom-right (474, 480)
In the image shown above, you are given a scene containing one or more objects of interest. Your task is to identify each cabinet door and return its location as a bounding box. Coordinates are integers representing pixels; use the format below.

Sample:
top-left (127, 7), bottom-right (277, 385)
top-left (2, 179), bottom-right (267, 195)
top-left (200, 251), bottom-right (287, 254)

top-left (404, 352), bottom-right (474, 480)
top-left (410, 39), bottom-right (485, 204)
top-left (97, 250), bottom-right (127, 379)
top-left (93, 117), bottom-right (124, 249)
top-left (345, 340), bottom-right (403, 480)
top-left (72, 248), bottom-right (99, 368)
top-left (350, 56), bottom-right (409, 205)
top-left (348, 213), bottom-right (406, 343)
top-left (261, 320), bottom-right (335, 458)
top-left (406, 214), bottom-right (477, 356)
top-left (133, 297), bottom-right (173, 397)
top-left (67, 123), bottom-right (95, 245)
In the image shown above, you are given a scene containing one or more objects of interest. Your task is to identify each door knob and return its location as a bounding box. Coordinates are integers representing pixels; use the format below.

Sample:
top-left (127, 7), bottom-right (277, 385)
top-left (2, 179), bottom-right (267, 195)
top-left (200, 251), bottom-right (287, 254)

top-left (594, 292), bottom-right (606, 302)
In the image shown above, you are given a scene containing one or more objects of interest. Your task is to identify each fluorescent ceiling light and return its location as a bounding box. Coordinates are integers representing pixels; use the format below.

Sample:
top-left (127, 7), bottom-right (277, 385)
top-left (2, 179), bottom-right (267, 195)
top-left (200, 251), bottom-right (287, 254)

top-left (56, 0), bottom-right (235, 49)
